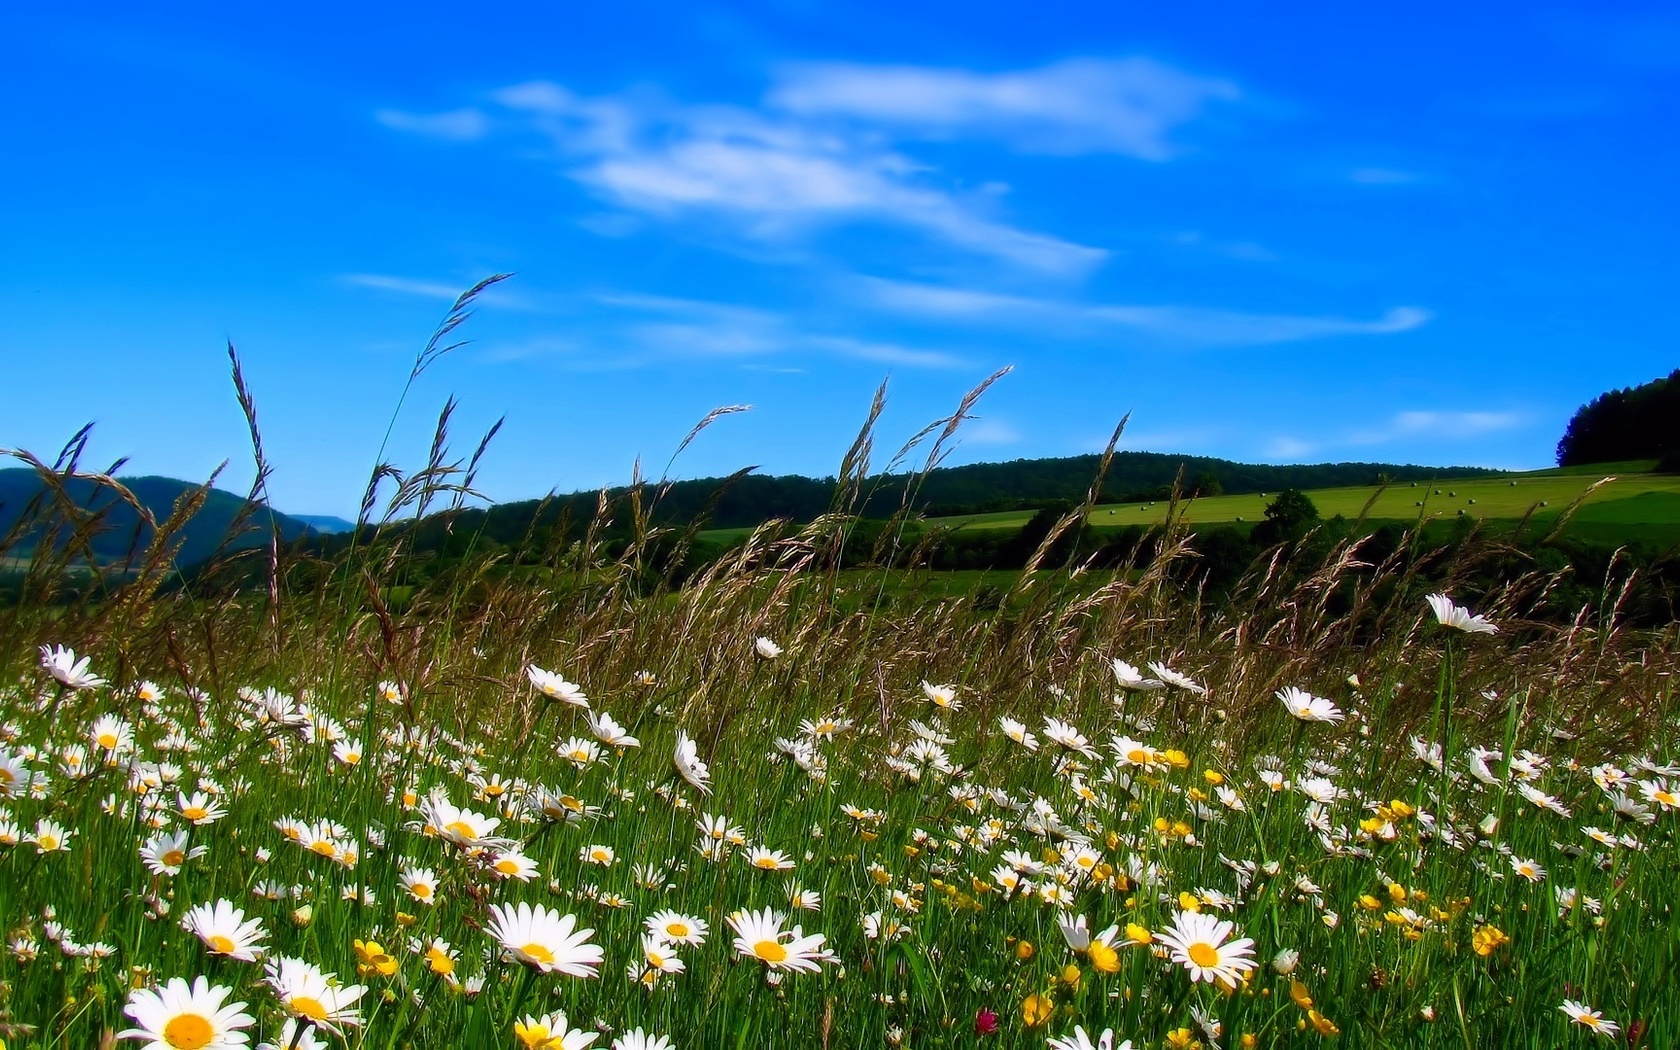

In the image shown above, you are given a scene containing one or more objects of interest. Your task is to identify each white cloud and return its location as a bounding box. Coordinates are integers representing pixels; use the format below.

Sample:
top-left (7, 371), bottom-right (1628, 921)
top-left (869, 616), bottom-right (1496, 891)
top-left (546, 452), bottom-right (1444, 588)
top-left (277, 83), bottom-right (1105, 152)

top-left (1270, 409), bottom-right (1527, 460)
top-left (1350, 167), bottom-right (1421, 185)
top-left (1087, 304), bottom-right (1430, 344)
top-left (1170, 230), bottom-right (1277, 262)
top-left (1264, 436), bottom-right (1318, 460)
top-left (379, 58), bottom-right (1246, 272)
top-left (579, 135), bottom-right (1104, 272)
top-left (1380, 410), bottom-right (1524, 439)
top-left (806, 336), bottom-right (963, 369)
top-left (598, 293), bottom-right (964, 369)
top-left (341, 273), bottom-right (465, 300)
top-left (340, 273), bottom-right (534, 311)
top-left (384, 73), bottom-right (1125, 274)
top-left (504, 82), bottom-right (1107, 273)
top-left (860, 278), bottom-right (1431, 347)
top-left (768, 58), bottom-right (1239, 159)
top-left (374, 107), bottom-right (489, 141)
top-left (959, 418), bottom-right (1022, 445)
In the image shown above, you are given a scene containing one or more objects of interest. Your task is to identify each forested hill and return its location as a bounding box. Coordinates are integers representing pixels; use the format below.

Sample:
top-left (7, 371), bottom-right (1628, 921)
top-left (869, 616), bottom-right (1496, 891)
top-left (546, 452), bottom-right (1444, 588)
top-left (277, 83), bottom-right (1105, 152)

top-left (0, 469), bottom-right (318, 567)
top-left (346, 452), bottom-right (1504, 549)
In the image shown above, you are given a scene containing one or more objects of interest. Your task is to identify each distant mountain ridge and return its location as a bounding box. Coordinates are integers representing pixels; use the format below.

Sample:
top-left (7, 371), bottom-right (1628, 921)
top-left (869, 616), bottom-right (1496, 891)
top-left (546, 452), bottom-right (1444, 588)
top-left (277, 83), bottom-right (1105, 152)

top-left (289, 513), bottom-right (357, 535)
top-left (316, 450), bottom-right (1507, 554)
top-left (0, 469), bottom-right (322, 569)
top-left (3, 452), bottom-right (1507, 568)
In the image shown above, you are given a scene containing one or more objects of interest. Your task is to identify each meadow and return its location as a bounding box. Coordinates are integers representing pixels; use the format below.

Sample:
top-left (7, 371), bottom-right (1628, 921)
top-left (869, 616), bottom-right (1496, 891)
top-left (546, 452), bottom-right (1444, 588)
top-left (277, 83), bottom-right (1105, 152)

top-left (924, 464), bottom-right (1680, 541)
top-left (1, 332), bottom-right (1677, 1049)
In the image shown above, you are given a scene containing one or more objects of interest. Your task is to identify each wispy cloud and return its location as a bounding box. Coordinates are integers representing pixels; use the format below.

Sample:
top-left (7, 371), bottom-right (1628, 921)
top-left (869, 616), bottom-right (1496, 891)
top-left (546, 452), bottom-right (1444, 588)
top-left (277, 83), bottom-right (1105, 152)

top-left (599, 293), bottom-right (966, 369)
top-left (1263, 436), bottom-right (1317, 460)
top-left (768, 58), bottom-right (1239, 159)
top-left (479, 80), bottom-right (1109, 274)
top-left (341, 273), bottom-right (532, 310)
top-left (1367, 410), bottom-right (1525, 441)
top-left (1268, 409), bottom-right (1527, 459)
top-left (861, 278), bottom-right (1430, 347)
top-left (1350, 167), bottom-right (1422, 185)
top-left (378, 58), bottom-right (1248, 272)
top-left (341, 273), bottom-right (465, 299)
top-left (958, 417), bottom-right (1022, 445)
top-left (1087, 304), bottom-right (1429, 344)
top-left (1169, 230), bottom-right (1277, 261)
top-left (374, 107), bottom-right (489, 141)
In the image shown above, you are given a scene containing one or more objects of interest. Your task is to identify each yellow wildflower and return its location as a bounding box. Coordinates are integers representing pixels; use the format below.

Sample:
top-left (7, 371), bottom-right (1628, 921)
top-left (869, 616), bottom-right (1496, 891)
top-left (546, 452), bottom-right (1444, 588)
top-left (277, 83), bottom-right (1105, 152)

top-left (1471, 925), bottom-right (1509, 957)
top-left (1022, 993), bottom-right (1054, 1027)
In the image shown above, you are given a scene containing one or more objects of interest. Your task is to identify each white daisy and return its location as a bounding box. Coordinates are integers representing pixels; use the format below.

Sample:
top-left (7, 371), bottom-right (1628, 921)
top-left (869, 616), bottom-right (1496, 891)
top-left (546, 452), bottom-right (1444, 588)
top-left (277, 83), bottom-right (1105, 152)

top-left (119, 976), bottom-right (254, 1049)
top-left (1155, 910), bottom-right (1257, 986)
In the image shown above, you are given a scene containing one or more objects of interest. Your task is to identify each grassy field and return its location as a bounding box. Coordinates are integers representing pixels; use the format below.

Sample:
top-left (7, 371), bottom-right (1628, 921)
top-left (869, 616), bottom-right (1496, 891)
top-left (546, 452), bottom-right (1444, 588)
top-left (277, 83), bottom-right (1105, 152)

top-left (4, 471), bottom-right (1680, 1048)
top-left (7, 358), bottom-right (1680, 1050)
top-left (927, 467), bottom-right (1680, 538)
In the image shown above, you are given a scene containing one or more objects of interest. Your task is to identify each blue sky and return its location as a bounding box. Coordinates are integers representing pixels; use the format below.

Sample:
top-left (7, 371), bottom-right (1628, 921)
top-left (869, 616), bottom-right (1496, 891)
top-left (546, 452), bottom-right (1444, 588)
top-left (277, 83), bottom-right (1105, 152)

top-left (3, 3), bottom-right (1676, 517)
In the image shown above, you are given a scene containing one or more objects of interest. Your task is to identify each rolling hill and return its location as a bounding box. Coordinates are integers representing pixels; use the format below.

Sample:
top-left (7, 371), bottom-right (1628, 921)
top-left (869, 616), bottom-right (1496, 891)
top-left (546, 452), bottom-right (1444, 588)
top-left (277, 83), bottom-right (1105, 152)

top-left (0, 469), bottom-right (324, 569)
top-left (922, 462), bottom-right (1680, 545)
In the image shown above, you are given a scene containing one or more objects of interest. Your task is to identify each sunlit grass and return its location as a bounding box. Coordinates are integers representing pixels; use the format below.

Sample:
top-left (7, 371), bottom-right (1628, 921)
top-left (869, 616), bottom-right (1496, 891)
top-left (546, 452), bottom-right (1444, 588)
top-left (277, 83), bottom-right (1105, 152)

top-left (1, 302), bottom-right (1674, 1048)
top-left (1, 589), bottom-right (1676, 1048)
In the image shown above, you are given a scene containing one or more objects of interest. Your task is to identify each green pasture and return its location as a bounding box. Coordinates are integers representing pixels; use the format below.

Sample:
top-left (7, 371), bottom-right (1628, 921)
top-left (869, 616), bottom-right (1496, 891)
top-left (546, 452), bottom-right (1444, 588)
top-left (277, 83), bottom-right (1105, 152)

top-left (927, 468), bottom-right (1680, 535)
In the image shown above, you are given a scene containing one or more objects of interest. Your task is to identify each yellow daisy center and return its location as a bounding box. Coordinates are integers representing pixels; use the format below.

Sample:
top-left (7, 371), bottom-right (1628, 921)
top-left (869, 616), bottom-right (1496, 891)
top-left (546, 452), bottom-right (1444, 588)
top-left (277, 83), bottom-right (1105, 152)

top-left (183, 807), bottom-right (209, 821)
top-left (309, 840), bottom-right (337, 856)
top-left (753, 939), bottom-right (789, 964)
top-left (495, 860), bottom-right (520, 875)
top-left (1127, 749), bottom-right (1151, 764)
top-left (162, 1011), bottom-right (215, 1049)
top-left (290, 996), bottom-right (330, 1021)
top-left (37, 835), bottom-right (59, 850)
top-left (97, 733), bottom-right (118, 748)
top-left (0, 768), bottom-right (14, 784)
top-left (412, 883), bottom-right (433, 898)
top-left (521, 943), bottom-right (556, 965)
top-left (207, 934), bottom-right (237, 954)
top-left (1188, 942), bottom-right (1222, 968)
top-left (754, 856), bottom-right (781, 869)
top-left (667, 922), bottom-right (690, 938)
top-left (162, 849), bottom-right (186, 867)
top-left (1182, 940), bottom-right (1223, 967)
top-left (444, 820), bottom-right (478, 840)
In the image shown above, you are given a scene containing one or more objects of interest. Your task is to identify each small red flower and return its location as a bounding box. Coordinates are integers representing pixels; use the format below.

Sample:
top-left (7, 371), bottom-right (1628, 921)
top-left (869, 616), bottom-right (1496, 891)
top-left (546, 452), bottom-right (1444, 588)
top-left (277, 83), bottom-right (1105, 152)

top-left (974, 1007), bottom-right (1000, 1035)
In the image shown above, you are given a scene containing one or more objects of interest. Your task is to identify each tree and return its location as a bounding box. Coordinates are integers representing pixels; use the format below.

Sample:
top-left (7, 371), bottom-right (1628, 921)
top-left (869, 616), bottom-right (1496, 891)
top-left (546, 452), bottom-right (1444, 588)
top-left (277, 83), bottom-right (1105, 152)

top-left (1557, 368), bottom-right (1680, 466)
top-left (1250, 488), bottom-right (1320, 546)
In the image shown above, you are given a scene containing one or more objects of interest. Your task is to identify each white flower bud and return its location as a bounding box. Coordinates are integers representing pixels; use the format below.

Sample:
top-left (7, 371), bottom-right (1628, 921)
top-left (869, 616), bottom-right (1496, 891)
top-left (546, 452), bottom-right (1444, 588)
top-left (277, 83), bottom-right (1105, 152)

top-left (1272, 948), bottom-right (1300, 975)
